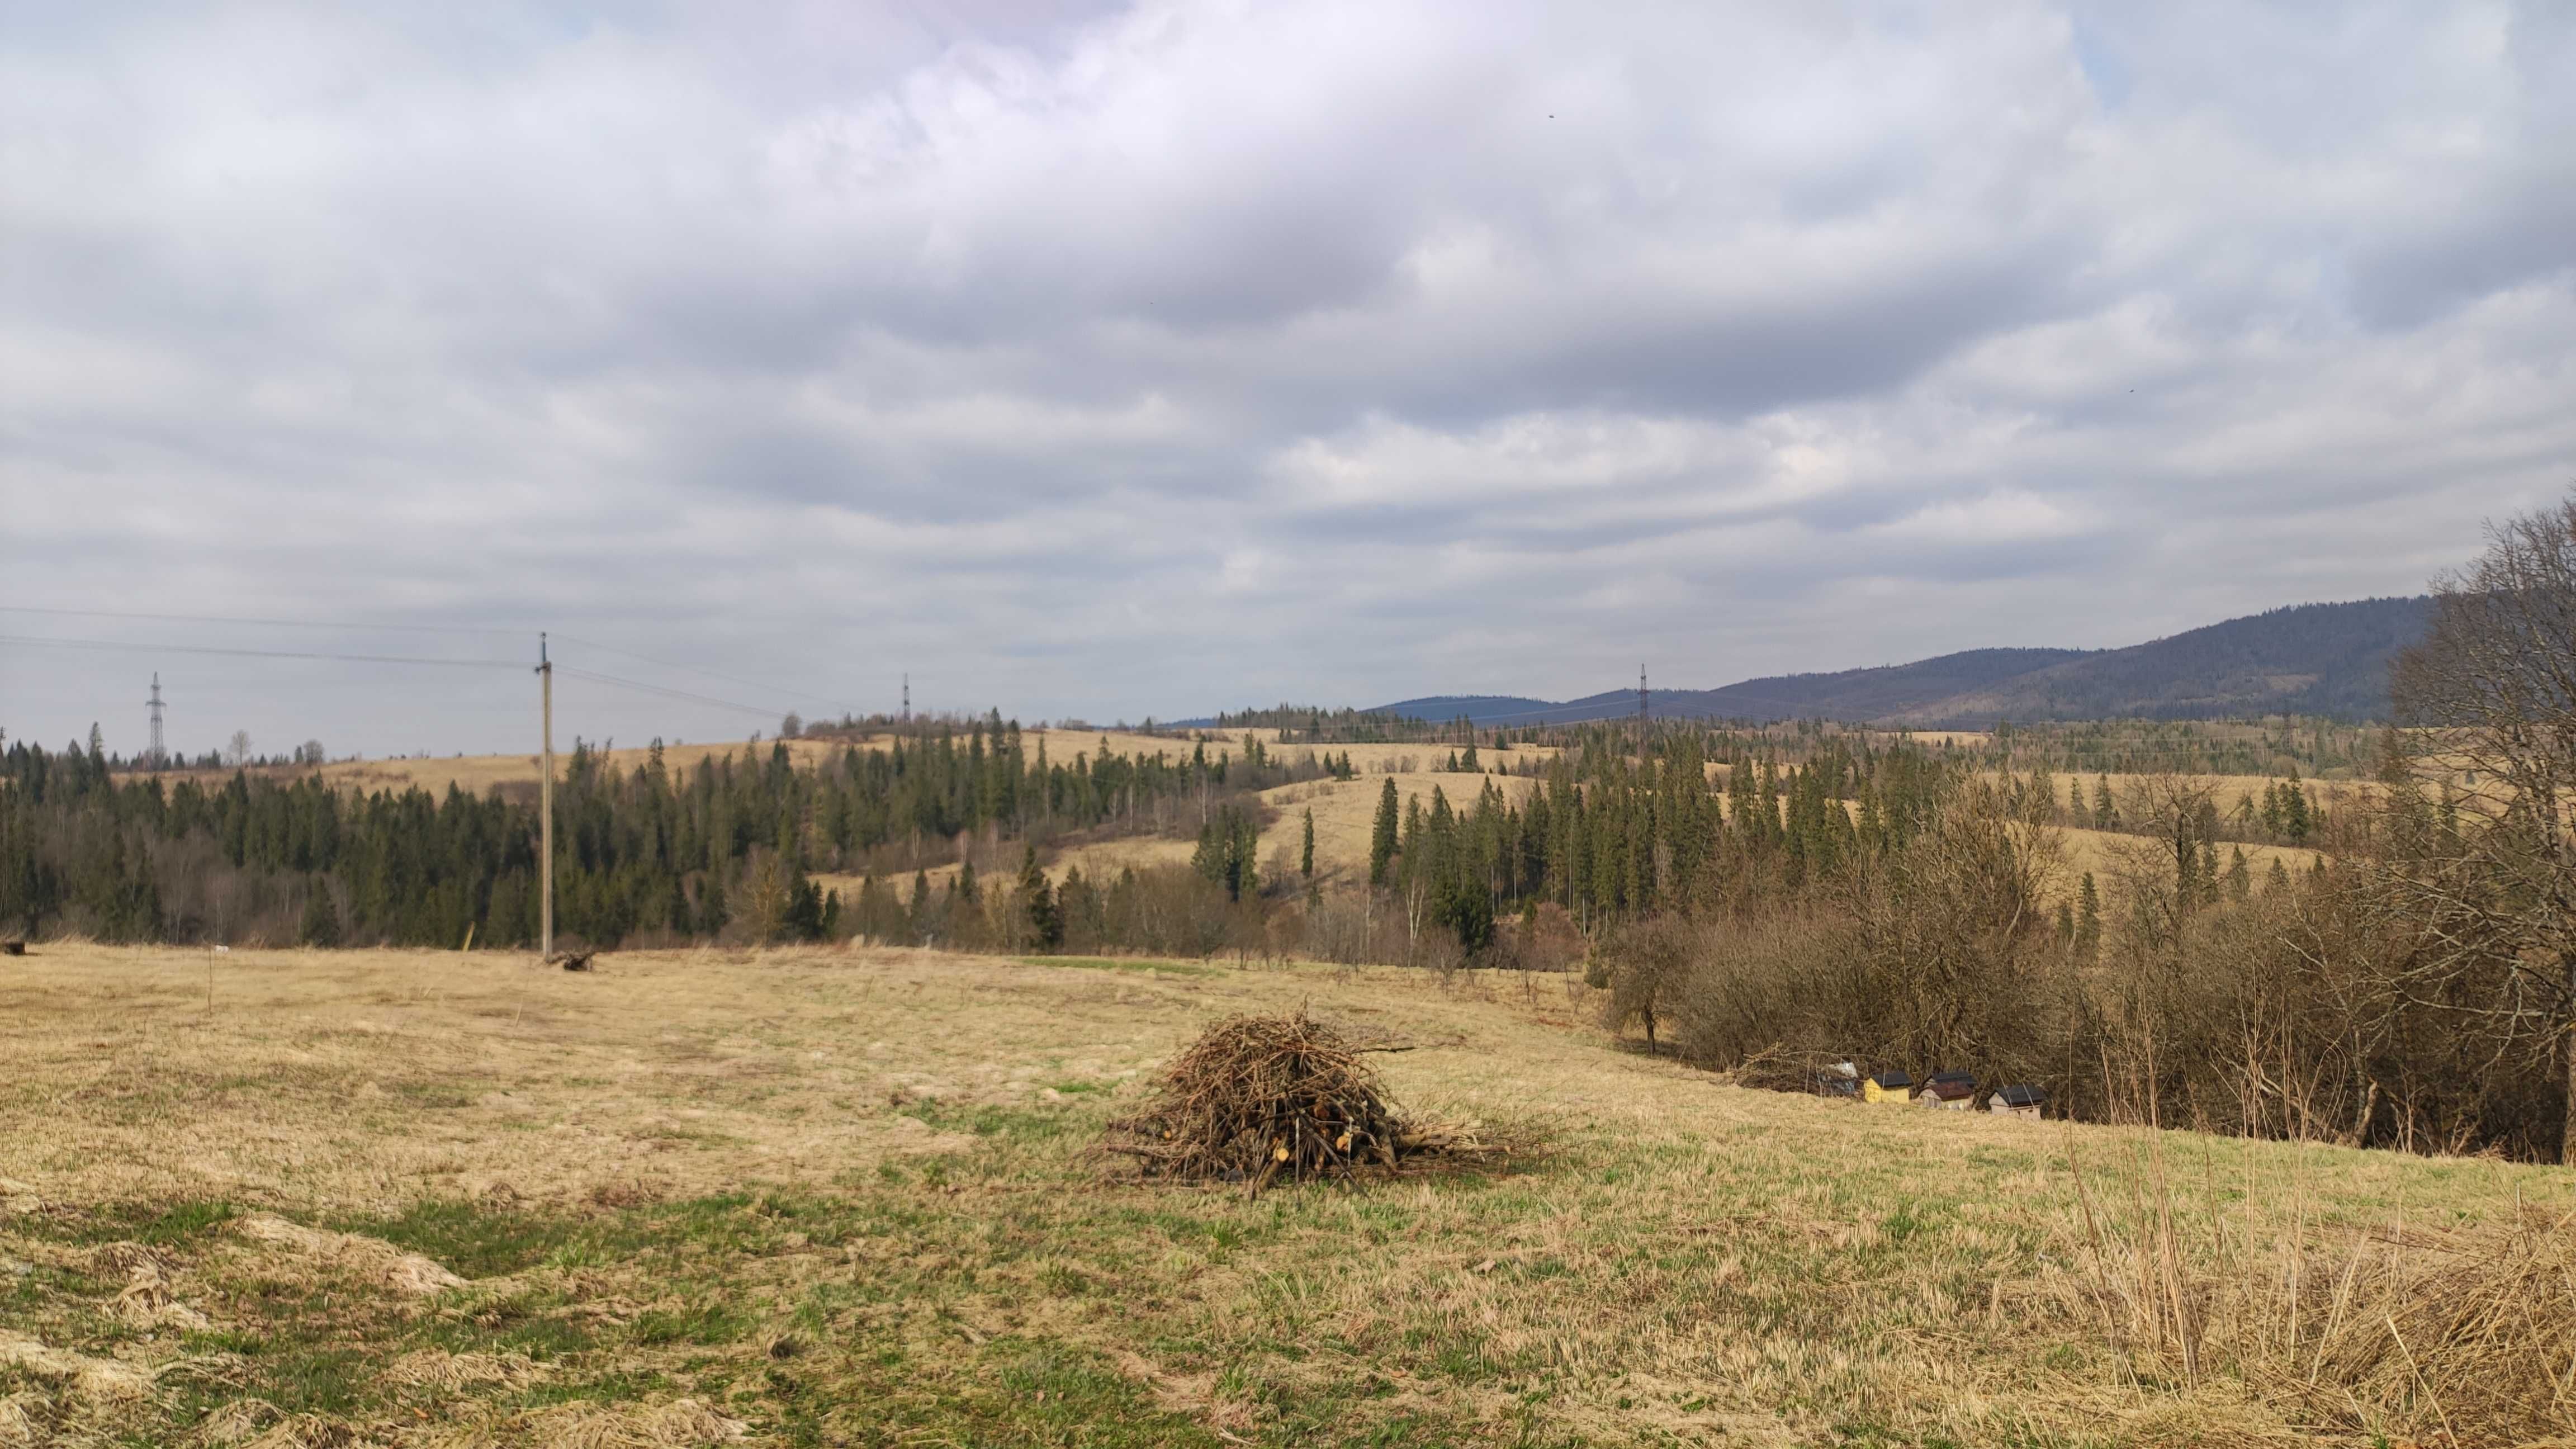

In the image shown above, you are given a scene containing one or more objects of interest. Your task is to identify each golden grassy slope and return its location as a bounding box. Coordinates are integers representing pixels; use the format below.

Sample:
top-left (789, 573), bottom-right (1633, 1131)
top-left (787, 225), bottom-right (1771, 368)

top-left (148, 739), bottom-right (847, 800)
top-left (144, 732), bottom-right (1556, 802)
top-left (2, 944), bottom-right (2569, 1446)
top-left (2052, 825), bottom-right (2325, 884)
top-left (811, 769), bottom-right (1542, 899)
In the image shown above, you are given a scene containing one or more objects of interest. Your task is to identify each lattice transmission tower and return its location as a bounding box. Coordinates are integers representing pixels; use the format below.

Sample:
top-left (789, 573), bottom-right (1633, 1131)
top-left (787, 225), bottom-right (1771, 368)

top-left (145, 673), bottom-right (167, 769)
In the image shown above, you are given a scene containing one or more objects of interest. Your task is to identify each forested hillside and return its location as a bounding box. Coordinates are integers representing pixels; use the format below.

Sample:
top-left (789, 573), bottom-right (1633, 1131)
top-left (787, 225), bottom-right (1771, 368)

top-left (1374, 596), bottom-right (2427, 726)
top-left (1649, 647), bottom-right (2094, 722)
top-left (1888, 596), bottom-right (2431, 724)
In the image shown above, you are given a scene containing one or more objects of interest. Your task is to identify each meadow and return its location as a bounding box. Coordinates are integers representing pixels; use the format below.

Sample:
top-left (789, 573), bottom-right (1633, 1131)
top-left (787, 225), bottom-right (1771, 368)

top-left (3, 943), bottom-right (2567, 1447)
top-left (164, 731), bottom-right (1554, 807)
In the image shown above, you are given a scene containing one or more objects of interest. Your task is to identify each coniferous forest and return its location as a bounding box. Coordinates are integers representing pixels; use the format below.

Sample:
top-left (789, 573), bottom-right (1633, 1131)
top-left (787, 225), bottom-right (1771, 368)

top-left (4, 709), bottom-right (2341, 958)
top-left (1, 714), bottom-right (1361, 951)
top-left (11, 696), bottom-right (2576, 1159)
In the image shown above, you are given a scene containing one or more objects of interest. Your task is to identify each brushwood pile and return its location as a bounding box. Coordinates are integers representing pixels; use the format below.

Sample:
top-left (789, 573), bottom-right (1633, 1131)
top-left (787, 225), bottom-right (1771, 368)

top-left (1102, 1013), bottom-right (1436, 1196)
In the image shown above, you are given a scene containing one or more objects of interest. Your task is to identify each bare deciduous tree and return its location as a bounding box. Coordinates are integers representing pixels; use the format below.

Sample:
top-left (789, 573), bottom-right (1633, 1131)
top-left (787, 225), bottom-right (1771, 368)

top-left (2388, 491), bottom-right (2576, 1160)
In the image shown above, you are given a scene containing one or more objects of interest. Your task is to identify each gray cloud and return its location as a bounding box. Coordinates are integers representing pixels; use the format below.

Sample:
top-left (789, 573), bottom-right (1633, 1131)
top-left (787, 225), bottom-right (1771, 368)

top-left (4, 0), bottom-right (2573, 758)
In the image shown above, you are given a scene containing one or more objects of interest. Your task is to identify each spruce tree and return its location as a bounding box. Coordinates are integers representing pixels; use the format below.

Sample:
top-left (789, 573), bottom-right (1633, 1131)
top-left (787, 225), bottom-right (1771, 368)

top-left (2284, 781), bottom-right (2313, 843)
top-left (300, 880), bottom-right (342, 948)
top-left (700, 874), bottom-right (730, 937)
top-left (1016, 845), bottom-right (1061, 950)
top-left (2226, 846), bottom-right (2251, 902)
top-left (2075, 873), bottom-right (2101, 959)
top-left (1368, 778), bottom-right (1399, 886)
top-left (1300, 807), bottom-right (1315, 879)
top-left (666, 877), bottom-right (692, 936)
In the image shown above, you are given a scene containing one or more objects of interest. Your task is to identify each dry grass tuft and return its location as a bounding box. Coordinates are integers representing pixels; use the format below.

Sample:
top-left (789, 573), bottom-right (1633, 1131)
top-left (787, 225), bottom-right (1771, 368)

top-left (503, 1396), bottom-right (747, 1448)
top-left (2267, 1208), bottom-right (2576, 1443)
top-left (2056, 1141), bottom-right (2576, 1446)
top-left (381, 1348), bottom-right (547, 1394)
top-left (189, 1396), bottom-right (284, 1446)
top-left (0, 1396), bottom-right (45, 1449)
top-left (0, 1330), bottom-right (152, 1400)
top-left (1100, 1013), bottom-right (1415, 1195)
top-left (111, 1255), bottom-right (210, 1330)
top-left (240, 1412), bottom-right (361, 1449)
top-left (233, 1211), bottom-right (467, 1297)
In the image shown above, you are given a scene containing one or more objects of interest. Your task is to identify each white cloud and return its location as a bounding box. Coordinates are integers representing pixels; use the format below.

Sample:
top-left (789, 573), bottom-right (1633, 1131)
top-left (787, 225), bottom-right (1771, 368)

top-left (3, 1), bottom-right (2570, 754)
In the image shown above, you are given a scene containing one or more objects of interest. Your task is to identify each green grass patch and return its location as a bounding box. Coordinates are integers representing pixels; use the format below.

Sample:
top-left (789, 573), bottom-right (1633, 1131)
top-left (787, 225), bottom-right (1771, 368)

top-left (337, 1197), bottom-right (602, 1277)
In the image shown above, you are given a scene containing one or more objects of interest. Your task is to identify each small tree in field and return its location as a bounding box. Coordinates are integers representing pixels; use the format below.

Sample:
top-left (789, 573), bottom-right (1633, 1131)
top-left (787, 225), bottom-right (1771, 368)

top-left (1016, 845), bottom-right (1062, 951)
top-left (2387, 490), bottom-right (2576, 1161)
top-left (1368, 778), bottom-right (1399, 886)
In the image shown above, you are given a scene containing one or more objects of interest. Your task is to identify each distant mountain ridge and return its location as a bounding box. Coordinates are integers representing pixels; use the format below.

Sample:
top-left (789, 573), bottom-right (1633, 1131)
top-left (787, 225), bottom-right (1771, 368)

top-left (1371, 597), bottom-right (2430, 728)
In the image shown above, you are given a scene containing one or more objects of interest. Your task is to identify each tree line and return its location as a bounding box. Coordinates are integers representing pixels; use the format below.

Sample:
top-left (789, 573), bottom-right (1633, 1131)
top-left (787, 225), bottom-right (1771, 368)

top-left (0, 716), bottom-right (1341, 950)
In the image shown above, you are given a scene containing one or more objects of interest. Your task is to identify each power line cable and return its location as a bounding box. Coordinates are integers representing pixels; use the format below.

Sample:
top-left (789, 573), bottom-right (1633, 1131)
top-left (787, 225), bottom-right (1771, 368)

top-left (4, 637), bottom-right (836, 728)
top-left (0, 608), bottom-right (864, 716)
top-left (0, 605), bottom-right (524, 637)
top-left (556, 666), bottom-right (798, 723)
top-left (0, 633), bottom-right (523, 669)
top-left (551, 634), bottom-right (862, 717)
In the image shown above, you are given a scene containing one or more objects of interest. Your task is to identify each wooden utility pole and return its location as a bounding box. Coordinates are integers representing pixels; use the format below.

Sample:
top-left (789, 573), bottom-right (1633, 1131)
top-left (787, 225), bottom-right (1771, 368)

top-left (538, 632), bottom-right (555, 960)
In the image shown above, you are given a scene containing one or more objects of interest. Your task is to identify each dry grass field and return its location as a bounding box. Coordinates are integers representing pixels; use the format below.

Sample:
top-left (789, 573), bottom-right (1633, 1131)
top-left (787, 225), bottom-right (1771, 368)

top-left (4, 944), bottom-right (2570, 1447)
top-left (153, 741), bottom-right (847, 801)
top-left (813, 769), bottom-right (1541, 900)
top-left (2049, 826), bottom-right (2324, 885)
top-left (153, 732), bottom-right (1557, 806)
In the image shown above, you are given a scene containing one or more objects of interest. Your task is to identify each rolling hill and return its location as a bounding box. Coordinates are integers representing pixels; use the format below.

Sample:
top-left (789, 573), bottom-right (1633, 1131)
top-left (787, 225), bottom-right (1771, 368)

top-left (1375, 596), bottom-right (2430, 727)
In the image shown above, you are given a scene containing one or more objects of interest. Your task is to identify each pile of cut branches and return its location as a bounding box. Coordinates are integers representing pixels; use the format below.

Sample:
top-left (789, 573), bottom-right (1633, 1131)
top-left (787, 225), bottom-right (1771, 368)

top-left (1101, 1013), bottom-right (1434, 1196)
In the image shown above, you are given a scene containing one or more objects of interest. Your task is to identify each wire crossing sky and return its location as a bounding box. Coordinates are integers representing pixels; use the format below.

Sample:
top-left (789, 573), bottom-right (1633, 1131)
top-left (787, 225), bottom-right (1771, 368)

top-left (5, 2), bottom-right (2572, 757)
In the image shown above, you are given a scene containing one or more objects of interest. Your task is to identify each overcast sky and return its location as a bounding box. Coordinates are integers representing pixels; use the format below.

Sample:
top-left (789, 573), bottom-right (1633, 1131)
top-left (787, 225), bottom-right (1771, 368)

top-left (6, 1), bottom-right (2573, 759)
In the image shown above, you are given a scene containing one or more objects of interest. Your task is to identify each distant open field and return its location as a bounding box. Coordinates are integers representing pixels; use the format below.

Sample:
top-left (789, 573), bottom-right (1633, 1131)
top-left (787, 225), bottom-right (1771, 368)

top-left (2, 944), bottom-right (2568, 1446)
top-left (815, 769), bottom-right (1540, 899)
top-left (144, 732), bottom-right (1557, 802)
top-left (2052, 825), bottom-right (2326, 884)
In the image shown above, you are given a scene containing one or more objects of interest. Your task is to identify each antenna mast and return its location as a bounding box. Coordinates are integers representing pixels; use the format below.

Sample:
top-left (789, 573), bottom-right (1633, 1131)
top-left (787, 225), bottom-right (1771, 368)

top-left (902, 673), bottom-right (910, 723)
